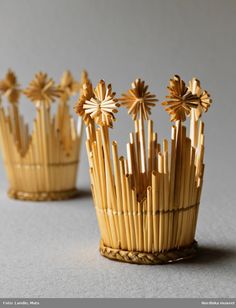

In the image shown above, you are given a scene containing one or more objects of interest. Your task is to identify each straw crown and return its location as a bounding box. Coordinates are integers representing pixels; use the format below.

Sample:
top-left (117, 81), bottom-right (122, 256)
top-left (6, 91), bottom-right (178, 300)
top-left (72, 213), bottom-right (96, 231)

top-left (0, 69), bottom-right (87, 200)
top-left (75, 75), bottom-right (212, 263)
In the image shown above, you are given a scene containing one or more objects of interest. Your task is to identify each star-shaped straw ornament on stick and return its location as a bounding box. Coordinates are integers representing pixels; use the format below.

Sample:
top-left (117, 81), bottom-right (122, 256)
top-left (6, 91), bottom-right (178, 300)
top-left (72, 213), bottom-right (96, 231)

top-left (0, 69), bottom-right (21, 104)
top-left (188, 78), bottom-right (212, 120)
top-left (82, 80), bottom-right (119, 128)
top-left (120, 78), bottom-right (158, 120)
top-left (162, 75), bottom-right (200, 122)
top-left (24, 72), bottom-right (61, 108)
top-left (74, 80), bottom-right (95, 126)
top-left (58, 71), bottom-right (80, 103)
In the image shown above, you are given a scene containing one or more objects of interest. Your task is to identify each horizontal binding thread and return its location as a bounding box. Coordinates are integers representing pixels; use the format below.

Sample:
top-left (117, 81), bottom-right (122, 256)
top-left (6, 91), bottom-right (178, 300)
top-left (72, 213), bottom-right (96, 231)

top-left (5, 161), bottom-right (79, 168)
top-left (96, 202), bottom-right (199, 216)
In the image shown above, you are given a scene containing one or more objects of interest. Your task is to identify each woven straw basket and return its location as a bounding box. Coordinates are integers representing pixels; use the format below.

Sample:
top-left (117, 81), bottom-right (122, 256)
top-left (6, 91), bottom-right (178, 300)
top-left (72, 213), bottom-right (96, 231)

top-left (0, 70), bottom-right (85, 201)
top-left (76, 76), bottom-right (211, 264)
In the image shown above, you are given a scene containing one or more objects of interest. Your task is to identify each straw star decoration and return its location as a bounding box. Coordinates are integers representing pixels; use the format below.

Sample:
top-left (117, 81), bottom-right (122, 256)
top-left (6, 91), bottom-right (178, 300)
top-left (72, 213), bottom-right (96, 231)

top-left (0, 69), bottom-right (21, 104)
top-left (119, 78), bottom-right (158, 120)
top-left (162, 75), bottom-right (199, 122)
top-left (188, 78), bottom-right (212, 120)
top-left (59, 70), bottom-right (80, 103)
top-left (74, 80), bottom-right (95, 125)
top-left (24, 72), bottom-right (61, 107)
top-left (82, 80), bottom-right (119, 128)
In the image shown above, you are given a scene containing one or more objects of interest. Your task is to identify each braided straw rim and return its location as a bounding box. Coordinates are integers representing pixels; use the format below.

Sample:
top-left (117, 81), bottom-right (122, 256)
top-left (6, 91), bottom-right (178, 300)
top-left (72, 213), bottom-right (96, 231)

top-left (8, 188), bottom-right (79, 201)
top-left (100, 240), bottom-right (198, 265)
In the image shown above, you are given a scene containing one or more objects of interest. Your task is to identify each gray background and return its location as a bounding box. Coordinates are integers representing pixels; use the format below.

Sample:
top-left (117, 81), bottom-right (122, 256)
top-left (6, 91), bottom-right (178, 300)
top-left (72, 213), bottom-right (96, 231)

top-left (0, 0), bottom-right (235, 298)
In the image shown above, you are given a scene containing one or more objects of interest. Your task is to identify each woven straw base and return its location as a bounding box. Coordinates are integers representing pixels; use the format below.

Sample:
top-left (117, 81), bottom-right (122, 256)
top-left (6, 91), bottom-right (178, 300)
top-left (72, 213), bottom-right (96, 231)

top-left (8, 188), bottom-right (79, 201)
top-left (100, 240), bottom-right (198, 265)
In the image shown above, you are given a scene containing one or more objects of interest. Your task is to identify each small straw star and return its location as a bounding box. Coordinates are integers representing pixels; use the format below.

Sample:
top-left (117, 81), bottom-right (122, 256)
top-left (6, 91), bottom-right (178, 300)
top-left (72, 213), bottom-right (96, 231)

top-left (82, 80), bottom-right (119, 128)
top-left (24, 72), bottom-right (61, 107)
top-left (120, 78), bottom-right (158, 120)
top-left (0, 69), bottom-right (21, 104)
top-left (74, 80), bottom-right (95, 125)
top-left (188, 78), bottom-right (212, 120)
top-left (162, 75), bottom-right (199, 122)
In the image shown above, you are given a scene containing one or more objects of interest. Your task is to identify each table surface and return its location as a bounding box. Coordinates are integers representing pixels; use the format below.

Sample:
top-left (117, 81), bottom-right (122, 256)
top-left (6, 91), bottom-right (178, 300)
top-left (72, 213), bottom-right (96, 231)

top-left (0, 174), bottom-right (235, 298)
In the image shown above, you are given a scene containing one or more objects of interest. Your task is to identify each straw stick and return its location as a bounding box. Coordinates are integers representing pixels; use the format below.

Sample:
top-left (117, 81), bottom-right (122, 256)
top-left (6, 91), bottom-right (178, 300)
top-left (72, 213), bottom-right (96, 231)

top-left (125, 175), bottom-right (135, 251)
top-left (147, 186), bottom-right (153, 253)
top-left (10, 104), bottom-right (22, 150)
top-left (152, 171), bottom-right (158, 252)
top-left (158, 153), bottom-right (164, 251)
top-left (190, 109), bottom-right (198, 148)
top-left (169, 126), bottom-right (177, 209)
top-left (147, 120), bottom-right (153, 182)
top-left (176, 126), bottom-right (186, 247)
top-left (139, 116), bottom-right (147, 190)
top-left (174, 120), bottom-right (182, 208)
top-left (127, 143), bottom-right (133, 175)
top-left (134, 120), bottom-right (141, 194)
top-left (139, 112), bottom-right (147, 173)
top-left (131, 188), bottom-right (138, 250)
top-left (96, 129), bottom-right (107, 208)
top-left (171, 121), bottom-right (182, 247)
top-left (143, 197), bottom-right (147, 252)
top-left (168, 126), bottom-right (176, 248)
top-left (129, 133), bottom-right (137, 188)
top-left (101, 126), bottom-right (116, 211)
top-left (112, 141), bottom-right (126, 248)
top-left (137, 201), bottom-right (143, 251)
top-left (179, 138), bottom-right (191, 246)
top-left (152, 132), bottom-right (158, 171)
top-left (119, 157), bottom-right (131, 250)
top-left (163, 139), bottom-right (169, 250)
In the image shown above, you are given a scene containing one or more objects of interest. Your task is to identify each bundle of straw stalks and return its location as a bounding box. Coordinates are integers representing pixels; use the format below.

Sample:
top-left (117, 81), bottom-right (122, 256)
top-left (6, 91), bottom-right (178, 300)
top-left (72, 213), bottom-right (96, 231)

top-left (75, 75), bottom-right (212, 264)
top-left (0, 70), bottom-right (86, 201)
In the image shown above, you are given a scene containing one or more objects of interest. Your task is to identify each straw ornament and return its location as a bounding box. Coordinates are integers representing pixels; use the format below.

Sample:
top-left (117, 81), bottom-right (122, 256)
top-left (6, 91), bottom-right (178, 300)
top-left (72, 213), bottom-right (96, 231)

top-left (58, 70), bottom-right (80, 103)
top-left (74, 80), bottom-right (95, 125)
top-left (0, 69), bottom-right (21, 104)
top-left (162, 75), bottom-right (199, 122)
top-left (83, 80), bottom-right (119, 128)
top-left (188, 78), bottom-right (212, 120)
top-left (120, 78), bottom-right (158, 120)
top-left (24, 72), bottom-right (61, 107)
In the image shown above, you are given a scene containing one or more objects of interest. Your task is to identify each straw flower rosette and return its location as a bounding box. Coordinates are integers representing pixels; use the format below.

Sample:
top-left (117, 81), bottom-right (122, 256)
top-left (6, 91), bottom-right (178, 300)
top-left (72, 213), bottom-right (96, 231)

top-left (0, 70), bottom-right (88, 201)
top-left (74, 76), bottom-right (212, 264)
